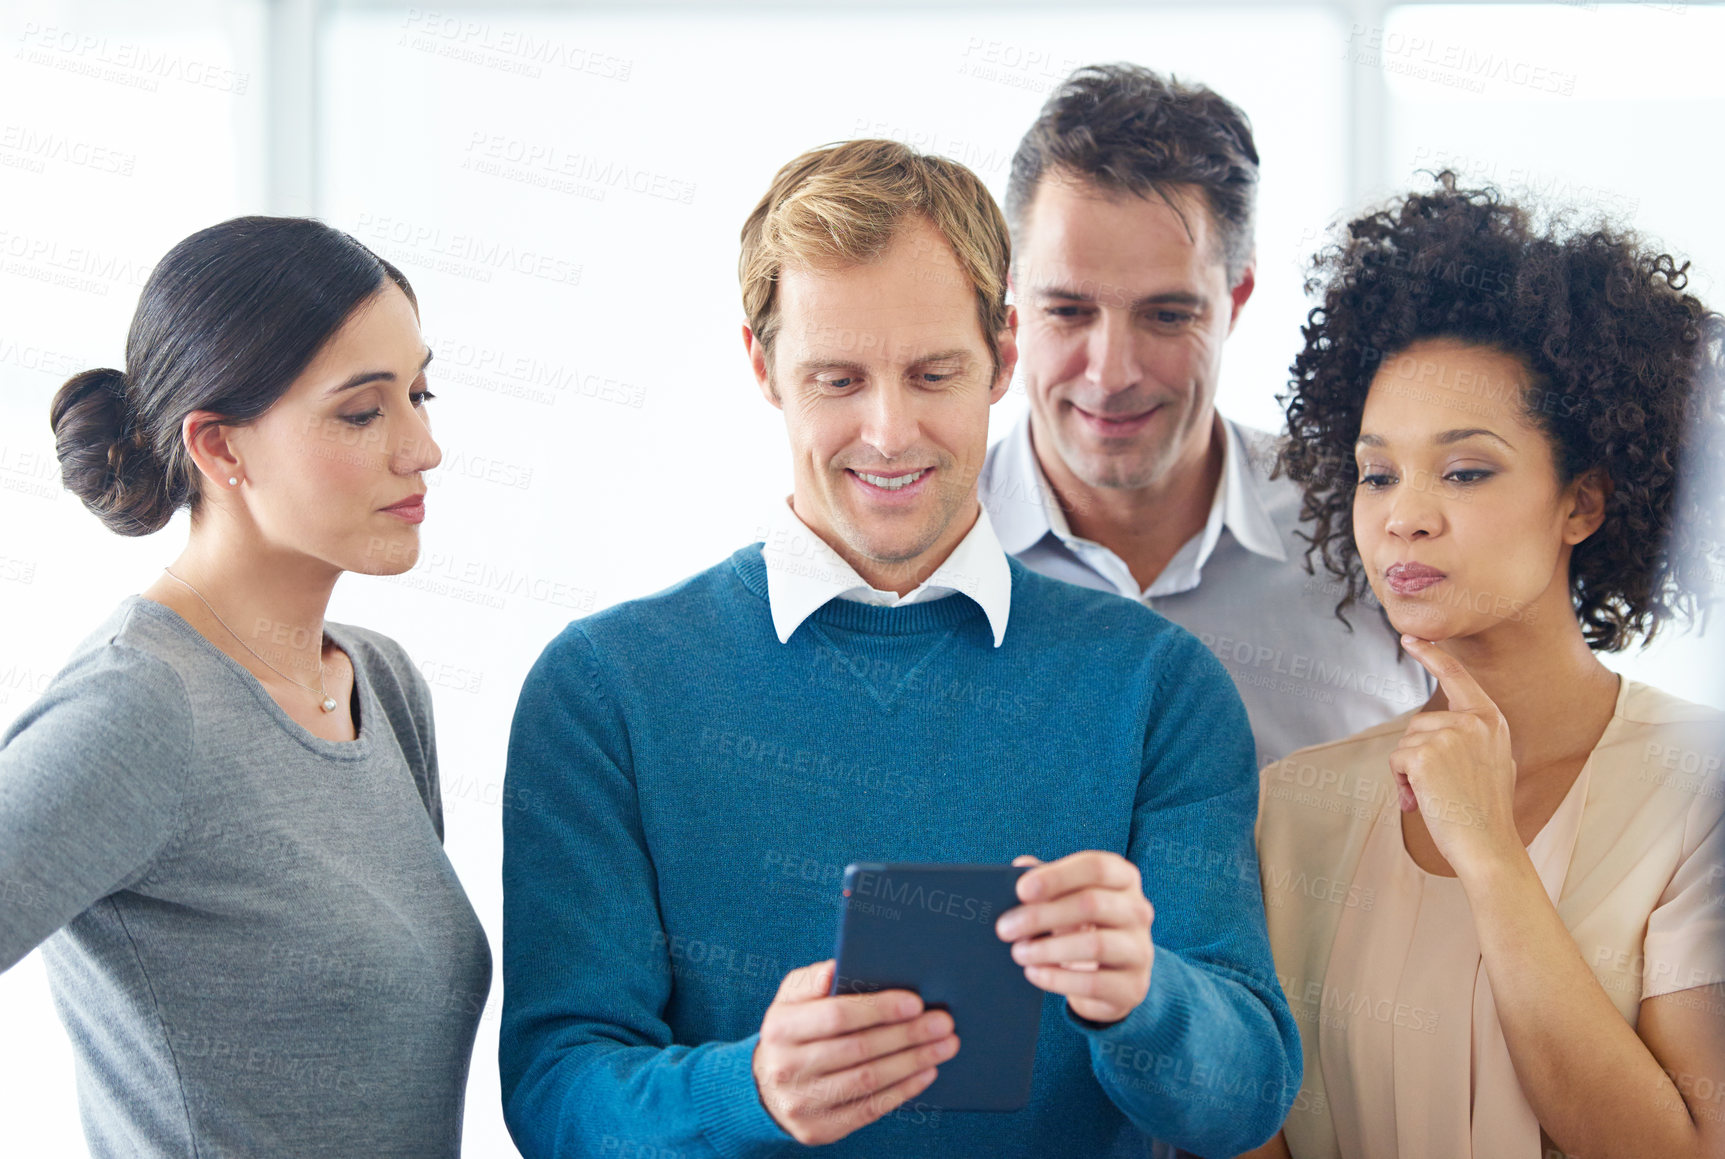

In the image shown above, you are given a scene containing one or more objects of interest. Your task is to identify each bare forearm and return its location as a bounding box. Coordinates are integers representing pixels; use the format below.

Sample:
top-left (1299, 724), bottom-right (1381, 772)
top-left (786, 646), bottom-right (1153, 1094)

top-left (1465, 853), bottom-right (1703, 1159)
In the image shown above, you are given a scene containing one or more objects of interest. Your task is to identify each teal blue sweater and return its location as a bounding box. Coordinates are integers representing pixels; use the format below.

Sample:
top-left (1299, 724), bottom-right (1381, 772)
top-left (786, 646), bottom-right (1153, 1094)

top-left (500, 545), bottom-right (1299, 1158)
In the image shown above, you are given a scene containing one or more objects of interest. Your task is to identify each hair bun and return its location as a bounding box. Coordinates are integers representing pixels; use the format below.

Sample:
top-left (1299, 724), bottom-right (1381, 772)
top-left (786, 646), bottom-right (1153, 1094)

top-left (49, 367), bottom-right (177, 536)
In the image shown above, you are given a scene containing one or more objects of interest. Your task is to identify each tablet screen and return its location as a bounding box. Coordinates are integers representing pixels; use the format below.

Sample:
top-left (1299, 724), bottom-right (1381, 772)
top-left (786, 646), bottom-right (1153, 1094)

top-left (830, 862), bottom-right (1045, 1112)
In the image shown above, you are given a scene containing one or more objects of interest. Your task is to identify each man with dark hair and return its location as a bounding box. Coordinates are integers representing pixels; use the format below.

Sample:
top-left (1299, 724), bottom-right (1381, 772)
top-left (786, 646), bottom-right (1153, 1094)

top-left (981, 63), bottom-right (1431, 769)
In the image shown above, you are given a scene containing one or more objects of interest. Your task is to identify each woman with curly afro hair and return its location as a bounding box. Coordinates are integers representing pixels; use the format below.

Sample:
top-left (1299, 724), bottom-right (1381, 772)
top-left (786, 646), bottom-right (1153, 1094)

top-left (1246, 173), bottom-right (1725, 1159)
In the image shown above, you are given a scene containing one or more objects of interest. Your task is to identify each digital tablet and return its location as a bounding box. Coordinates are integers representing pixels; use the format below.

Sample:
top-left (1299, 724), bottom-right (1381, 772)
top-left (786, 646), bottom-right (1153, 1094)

top-left (829, 862), bottom-right (1043, 1112)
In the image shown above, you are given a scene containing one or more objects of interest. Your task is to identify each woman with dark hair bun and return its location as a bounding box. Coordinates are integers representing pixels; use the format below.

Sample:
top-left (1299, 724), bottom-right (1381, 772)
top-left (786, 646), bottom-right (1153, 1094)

top-left (1245, 175), bottom-right (1725, 1159)
top-left (1, 217), bottom-right (490, 1157)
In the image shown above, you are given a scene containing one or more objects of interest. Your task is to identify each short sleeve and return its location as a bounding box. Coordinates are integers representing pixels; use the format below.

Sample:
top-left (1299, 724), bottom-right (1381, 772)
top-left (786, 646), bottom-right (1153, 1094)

top-left (0, 643), bottom-right (194, 971)
top-left (1642, 789), bottom-right (1725, 998)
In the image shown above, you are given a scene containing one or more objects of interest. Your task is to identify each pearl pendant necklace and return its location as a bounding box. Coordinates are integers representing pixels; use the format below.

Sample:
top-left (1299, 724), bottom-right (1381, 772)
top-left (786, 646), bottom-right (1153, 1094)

top-left (160, 568), bottom-right (340, 713)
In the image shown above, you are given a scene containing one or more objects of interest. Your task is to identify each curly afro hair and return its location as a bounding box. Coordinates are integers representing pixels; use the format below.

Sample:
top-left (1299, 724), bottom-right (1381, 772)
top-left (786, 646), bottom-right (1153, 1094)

top-left (1276, 171), bottom-right (1725, 652)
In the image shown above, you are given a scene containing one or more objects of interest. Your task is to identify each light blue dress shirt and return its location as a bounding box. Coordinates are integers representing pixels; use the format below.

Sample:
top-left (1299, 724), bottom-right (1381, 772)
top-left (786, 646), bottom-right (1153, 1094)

top-left (979, 411), bottom-right (1433, 768)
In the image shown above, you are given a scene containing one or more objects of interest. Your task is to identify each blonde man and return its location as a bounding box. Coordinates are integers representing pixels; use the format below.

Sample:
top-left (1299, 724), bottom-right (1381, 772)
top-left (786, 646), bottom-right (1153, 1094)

top-left (499, 139), bottom-right (1298, 1159)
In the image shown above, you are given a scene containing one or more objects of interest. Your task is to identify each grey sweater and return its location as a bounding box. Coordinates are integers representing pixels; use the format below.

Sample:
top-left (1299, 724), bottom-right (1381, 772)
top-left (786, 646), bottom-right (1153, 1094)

top-left (0, 595), bottom-right (492, 1157)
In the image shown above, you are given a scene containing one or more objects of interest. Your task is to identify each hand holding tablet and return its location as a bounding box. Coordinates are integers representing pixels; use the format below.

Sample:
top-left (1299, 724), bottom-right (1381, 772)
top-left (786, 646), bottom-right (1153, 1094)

top-left (996, 852), bottom-right (1156, 1026)
top-left (752, 851), bottom-right (1158, 1139)
top-left (829, 862), bottom-right (1045, 1112)
top-left (752, 957), bottom-right (957, 1145)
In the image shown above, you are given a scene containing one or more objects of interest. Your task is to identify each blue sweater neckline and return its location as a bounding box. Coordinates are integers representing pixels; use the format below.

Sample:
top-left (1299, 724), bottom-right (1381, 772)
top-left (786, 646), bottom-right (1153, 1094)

top-left (730, 543), bottom-right (998, 638)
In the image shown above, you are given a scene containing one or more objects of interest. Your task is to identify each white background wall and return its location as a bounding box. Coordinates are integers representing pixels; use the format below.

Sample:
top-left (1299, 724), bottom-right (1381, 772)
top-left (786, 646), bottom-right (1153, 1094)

top-left (3, 2), bottom-right (1722, 1155)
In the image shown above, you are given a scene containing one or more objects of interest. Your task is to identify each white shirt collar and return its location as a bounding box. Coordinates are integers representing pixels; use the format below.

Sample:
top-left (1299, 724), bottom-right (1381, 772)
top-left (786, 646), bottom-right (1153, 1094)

top-left (988, 410), bottom-right (1287, 573)
top-left (759, 496), bottom-right (1012, 647)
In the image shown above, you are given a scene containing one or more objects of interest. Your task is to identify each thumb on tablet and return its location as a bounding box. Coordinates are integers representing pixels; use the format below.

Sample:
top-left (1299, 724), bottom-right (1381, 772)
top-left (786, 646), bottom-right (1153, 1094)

top-left (775, 958), bottom-right (835, 1004)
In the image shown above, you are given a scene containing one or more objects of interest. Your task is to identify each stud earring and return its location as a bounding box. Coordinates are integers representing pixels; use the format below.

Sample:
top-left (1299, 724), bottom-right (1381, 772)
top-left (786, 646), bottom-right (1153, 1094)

top-left (228, 476), bottom-right (238, 486)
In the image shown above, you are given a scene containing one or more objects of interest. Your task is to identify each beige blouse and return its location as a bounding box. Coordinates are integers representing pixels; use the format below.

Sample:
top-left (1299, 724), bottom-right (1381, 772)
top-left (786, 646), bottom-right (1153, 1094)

top-left (1256, 677), bottom-right (1725, 1159)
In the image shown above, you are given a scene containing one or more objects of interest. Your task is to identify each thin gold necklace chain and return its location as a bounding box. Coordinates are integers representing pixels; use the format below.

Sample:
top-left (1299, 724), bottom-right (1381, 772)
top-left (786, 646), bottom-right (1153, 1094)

top-left (159, 566), bottom-right (337, 712)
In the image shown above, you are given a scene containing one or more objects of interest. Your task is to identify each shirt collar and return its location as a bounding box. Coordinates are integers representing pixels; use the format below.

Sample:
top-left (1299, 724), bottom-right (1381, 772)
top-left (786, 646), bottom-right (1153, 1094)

top-left (1202, 413), bottom-right (1287, 565)
top-left (988, 410), bottom-right (1286, 569)
top-left (760, 496), bottom-right (1013, 647)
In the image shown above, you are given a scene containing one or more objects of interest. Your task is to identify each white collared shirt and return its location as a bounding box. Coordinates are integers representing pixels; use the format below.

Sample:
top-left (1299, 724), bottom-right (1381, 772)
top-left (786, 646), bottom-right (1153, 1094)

top-left (758, 496), bottom-right (1013, 647)
top-left (979, 411), bottom-right (1434, 766)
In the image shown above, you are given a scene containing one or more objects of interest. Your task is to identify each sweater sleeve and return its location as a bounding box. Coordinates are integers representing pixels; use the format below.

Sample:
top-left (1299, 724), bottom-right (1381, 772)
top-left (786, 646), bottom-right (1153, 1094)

top-left (393, 642), bottom-right (445, 841)
top-left (1063, 628), bottom-right (1301, 1156)
top-left (347, 626), bottom-right (444, 838)
top-left (0, 643), bottom-right (194, 972)
top-left (499, 625), bottom-right (792, 1159)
